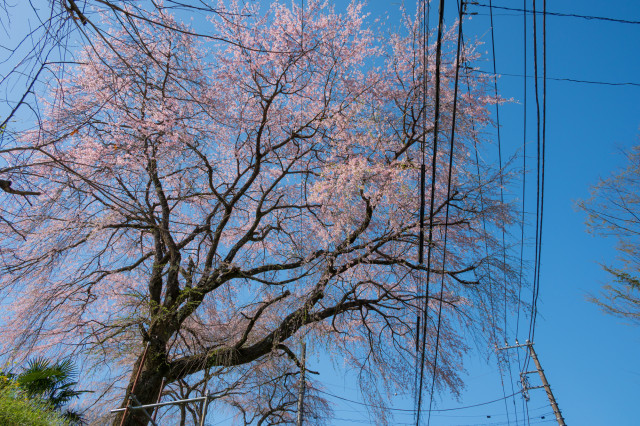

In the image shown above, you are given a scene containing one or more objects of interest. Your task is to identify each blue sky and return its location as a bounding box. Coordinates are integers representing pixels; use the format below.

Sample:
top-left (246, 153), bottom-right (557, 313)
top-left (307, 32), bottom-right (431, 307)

top-left (208, 2), bottom-right (640, 425)
top-left (2, 1), bottom-right (638, 425)
top-left (308, 1), bottom-right (639, 425)
top-left (464, 1), bottom-right (639, 425)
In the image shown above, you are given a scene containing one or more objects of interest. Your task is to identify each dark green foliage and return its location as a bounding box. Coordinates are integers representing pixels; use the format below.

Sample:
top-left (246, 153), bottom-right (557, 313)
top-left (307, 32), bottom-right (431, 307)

top-left (0, 381), bottom-right (69, 425)
top-left (1, 357), bottom-right (87, 424)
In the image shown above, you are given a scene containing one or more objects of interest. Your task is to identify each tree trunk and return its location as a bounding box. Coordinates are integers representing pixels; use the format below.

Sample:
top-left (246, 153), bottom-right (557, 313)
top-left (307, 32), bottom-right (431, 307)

top-left (112, 343), bottom-right (168, 426)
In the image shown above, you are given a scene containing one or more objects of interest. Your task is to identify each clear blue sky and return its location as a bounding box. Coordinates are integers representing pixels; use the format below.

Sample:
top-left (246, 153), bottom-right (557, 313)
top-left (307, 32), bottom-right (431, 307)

top-left (3, 1), bottom-right (638, 425)
top-left (208, 1), bottom-right (640, 425)
top-left (308, 1), bottom-right (639, 425)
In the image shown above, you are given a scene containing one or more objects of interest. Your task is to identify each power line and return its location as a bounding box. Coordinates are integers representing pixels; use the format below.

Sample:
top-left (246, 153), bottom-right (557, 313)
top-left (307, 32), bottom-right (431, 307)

top-left (459, 2), bottom-right (529, 422)
top-left (447, 417), bottom-right (557, 426)
top-left (517, 1), bottom-right (529, 424)
top-left (426, 0), bottom-right (465, 424)
top-left (319, 388), bottom-right (525, 413)
top-left (487, 1), bottom-right (516, 424)
top-left (457, 11), bottom-right (522, 421)
top-left (527, 0), bottom-right (546, 364)
top-left (415, 0), bottom-right (432, 418)
top-left (471, 69), bottom-right (640, 88)
top-left (472, 3), bottom-right (640, 25)
top-left (461, 2), bottom-right (535, 423)
top-left (415, 0), bottom-right (445, 422)
top-left (527, 0), bottom-right (542, 365)
top-left (459, 26), bottom-right (527, 426)
top-left (333, 406), bottom-right (554, 422)
top-left (533, 0), bottom-right (548, 348)
top-left (332, 403), bottom-right (552, 418)
top-left (332, 417), bottom-right (557, 426)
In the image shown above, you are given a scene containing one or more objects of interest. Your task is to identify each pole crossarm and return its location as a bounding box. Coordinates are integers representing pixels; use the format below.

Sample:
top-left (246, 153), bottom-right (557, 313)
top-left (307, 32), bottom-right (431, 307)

top-left (497, 340), bottom-right (533, 351)
top-left (499, 340), bottom-right (566, 426)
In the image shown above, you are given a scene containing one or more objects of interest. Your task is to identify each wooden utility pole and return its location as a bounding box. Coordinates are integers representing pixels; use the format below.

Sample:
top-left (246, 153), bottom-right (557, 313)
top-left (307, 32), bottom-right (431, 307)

top-left (296, 341), bottom-right (307, 426)
top-left (499, 340), bottom-right (566, 426)
top-left (527, 342), bottom-right (566, 426)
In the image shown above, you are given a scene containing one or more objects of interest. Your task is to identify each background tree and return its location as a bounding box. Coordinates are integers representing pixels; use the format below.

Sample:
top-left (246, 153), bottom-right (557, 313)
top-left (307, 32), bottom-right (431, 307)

top-left (578, 144), bottom-right (640, 325)
top-left (1, 357), bottom-right (84, 424)
top-left (0, 1), bottom-right (517, 425)
top-left (15, 358), bottom-right (85, 423)
top-left (0, 383), bottom-right (70, 426)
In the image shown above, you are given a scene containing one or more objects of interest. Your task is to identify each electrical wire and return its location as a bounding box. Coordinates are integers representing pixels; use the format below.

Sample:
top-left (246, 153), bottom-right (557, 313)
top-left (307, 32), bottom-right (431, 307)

top-left (459, 64), bottom-right (513, 426)
top-left (457, 3), bottom-right (530, 423)
top-left (487, 1), bottom-right (516, 423)
top-left (461, 2), bottom-right (536, 424)
top-left (413, 0), bottom-right (551, 423)
top-left (459, 28), bottom-right (527, 426)
top-left (516, 2), bottom-right (530, 424)
top-left (456, 31), bottom-right (506, 426)
top-left (415, 0), bottom-right (432, 418)
top-left (535, 0), bottom-right (547, 347)
top-left (527, 0), bottom-right (546, 366)
top-left (446, 416), bottom-right (557, 426)
top-left (319, 388), bottom-right (525, 413)
top-left (333, 404), bottom-right (553, 421)
top-left (426, 0), bottom-right (465, 423)
top-left (528, 0), bottom-right (540, 351)
top-left (472, 3), bottom-right (640, 25)
top-left (415, 0), bottom-right (441, 422)
top-left (471, 69), bottom-right (640, 88)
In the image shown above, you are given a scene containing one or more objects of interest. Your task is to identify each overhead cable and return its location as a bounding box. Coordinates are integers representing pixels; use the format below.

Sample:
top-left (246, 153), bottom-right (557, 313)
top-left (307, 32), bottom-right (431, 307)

top-left (472, 3), bottom-right (640, 25)
top-left (426, 0), bottom-right (465, 424)
top-left (487, 1), bottom-right (516, 424)
top-left (415, 0), bottom-right (445, 423)
top-left (319, 388), bottom-right (525, 413)
top-left (517, 1), bottom-right (530, 424)
top-left (415, 0), bottom-right (432, 418)
top-left (471, 69), bottom-right (640, 88)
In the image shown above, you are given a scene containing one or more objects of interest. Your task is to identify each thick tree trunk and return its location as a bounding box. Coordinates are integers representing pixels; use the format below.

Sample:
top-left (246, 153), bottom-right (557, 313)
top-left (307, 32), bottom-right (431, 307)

top-left (112, 343), bottom-right (168, 426)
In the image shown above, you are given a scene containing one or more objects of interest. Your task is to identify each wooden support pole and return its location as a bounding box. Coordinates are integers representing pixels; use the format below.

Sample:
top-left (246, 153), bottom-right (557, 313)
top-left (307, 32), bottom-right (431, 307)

top-left (528, 343), bottom-right (566, 426)
top-left (199, 389), bottom-right (210, 426)
top-left (296, 341), bottom-right (307, 426)
top-left (119, 342), bottom-right (150, 426)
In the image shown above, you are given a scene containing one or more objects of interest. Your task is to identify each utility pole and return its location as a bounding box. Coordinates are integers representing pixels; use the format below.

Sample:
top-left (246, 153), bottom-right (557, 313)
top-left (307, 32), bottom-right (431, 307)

top-left (499, 340), bottom-right (566, 426)
top-left (527, 342), bottom-right (566, 426)
top-left (296, 341), bottom-right (307, 426)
